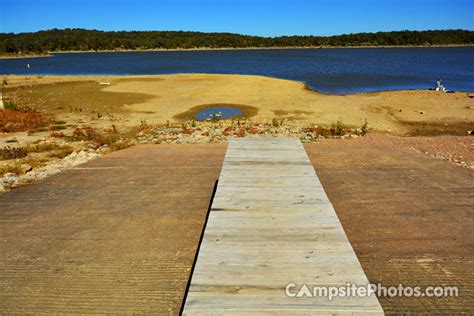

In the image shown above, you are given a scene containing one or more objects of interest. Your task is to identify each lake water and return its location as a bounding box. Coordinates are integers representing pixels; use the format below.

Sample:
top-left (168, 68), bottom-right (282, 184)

top-left (195, 107), bottom-right (242, 121)
top-left (1, 47), bottom-right (473, 94)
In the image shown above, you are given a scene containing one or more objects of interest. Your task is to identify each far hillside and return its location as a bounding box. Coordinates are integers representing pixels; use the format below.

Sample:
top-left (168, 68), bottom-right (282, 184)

top-left (0, 29), bottom-right (473, 54)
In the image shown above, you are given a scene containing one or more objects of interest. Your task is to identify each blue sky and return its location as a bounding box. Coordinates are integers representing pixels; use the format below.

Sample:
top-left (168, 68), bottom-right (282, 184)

top-left (0, 0), bottom-right (473, 36)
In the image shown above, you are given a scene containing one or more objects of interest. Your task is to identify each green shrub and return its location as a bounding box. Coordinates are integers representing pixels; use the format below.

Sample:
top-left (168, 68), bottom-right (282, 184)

top-left (4, 101), bottom-right (18, 111)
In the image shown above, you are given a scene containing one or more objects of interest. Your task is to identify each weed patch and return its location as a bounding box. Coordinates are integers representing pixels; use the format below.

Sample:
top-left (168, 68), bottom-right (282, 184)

top-left (0, 146), bottom-right (28, 160)
top-left (47, 145), bottom-right (74, 159)
top-left (0, 109), bottom-right (53, 133)
top-left (331, 120), bottom-right (345, 136)
top-left (0, 161), bottom-right (23, 176)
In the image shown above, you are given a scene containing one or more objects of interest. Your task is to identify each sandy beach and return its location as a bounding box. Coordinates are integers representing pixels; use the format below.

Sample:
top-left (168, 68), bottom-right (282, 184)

top-left (0, 53), bottom-right (53, 59)
top-left (3, 74), bottom-right (473, 135)
top-left (1, 73), bottom-right (473, 191)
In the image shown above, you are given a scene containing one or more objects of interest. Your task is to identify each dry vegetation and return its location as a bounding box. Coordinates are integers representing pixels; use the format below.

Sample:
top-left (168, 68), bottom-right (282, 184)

top-left (0, 93), bottom-right (139, 180)
top-left (0, 108), bottom-right (53, 133)
top-left (65, 125), bottom-right (133, 151)
top-left (0, 104), bottom-right (141, 185)
top-left (0, 161), bottom-right (23, 176)
top-left (0, 146), bottom-right (27, 160)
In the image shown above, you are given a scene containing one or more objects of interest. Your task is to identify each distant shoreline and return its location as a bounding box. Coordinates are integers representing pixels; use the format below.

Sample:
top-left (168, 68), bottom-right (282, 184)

top-left (1, 44), bottom-right (473, 59)
top-left (0, 53), bottom-right (53, 60)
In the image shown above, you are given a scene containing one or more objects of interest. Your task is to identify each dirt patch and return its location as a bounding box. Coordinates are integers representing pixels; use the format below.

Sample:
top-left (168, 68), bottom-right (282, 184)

top-left (115, 77), bottom-right (165, 83)
top-left (173, 103), bottom-right (258, 121)
top-left (272, 109), bottom-right (313, 116)
top-left (353, 133), bottom-right (474, 169)
top-left (5, 81), bottom-right (155, 113)
top-left (402, 121), bottom-right (474, 136)
top-left (273, 110), bottom-right (291, 116)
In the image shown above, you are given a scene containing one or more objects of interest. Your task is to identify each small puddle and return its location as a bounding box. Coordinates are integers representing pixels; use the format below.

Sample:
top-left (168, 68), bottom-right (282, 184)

top-left (195, 107), bottom-right (243, 121)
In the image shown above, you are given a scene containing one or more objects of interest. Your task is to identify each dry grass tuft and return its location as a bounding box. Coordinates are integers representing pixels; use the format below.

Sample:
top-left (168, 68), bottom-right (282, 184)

top-left (0, 146), bottom-right (28, 160)
top-left (0, 161), bottom-right (23, 176)
top-left (23, 142), bottom-right (75, 159)
top-left (25, 142), bottom-right (62, 153)
top-left (50, 131), bottom-right (66, 138)
top-left (23, 156), bottom-right (49, 169)
top-left (67, 126), bottom-right (132, 151)
top-left (47, 145), bottom-right (74, 159)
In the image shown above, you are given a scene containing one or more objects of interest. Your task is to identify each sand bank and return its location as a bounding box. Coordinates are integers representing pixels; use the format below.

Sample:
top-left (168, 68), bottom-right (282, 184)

top-left (3, 74), bottom-right (473, 135)
top-left (0, 54), bottom-right (52, 59)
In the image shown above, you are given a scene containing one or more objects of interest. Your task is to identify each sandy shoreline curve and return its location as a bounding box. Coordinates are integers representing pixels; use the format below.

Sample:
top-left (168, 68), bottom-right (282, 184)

top-left (2, 73), bottom-right (473, 135)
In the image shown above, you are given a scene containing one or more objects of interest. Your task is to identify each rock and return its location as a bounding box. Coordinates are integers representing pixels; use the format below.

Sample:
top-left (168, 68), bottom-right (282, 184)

top-left (62, 151), bottom-right (87, 168)
top-left (21, 164), bottom-right (33, 174)
top-left (76, 150), bottom-right (89, 162)
top-left (199, 136), bottom-right (211, 143)
top-left (87, 152), bottom-right (99, 159)
top-left (2, 173), bottom-right (19, 185)
top-left (163, 128), bottom-right (183, 133)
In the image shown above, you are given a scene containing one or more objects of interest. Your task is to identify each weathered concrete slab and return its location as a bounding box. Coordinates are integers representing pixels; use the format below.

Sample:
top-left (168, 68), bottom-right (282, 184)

top-left (305, 140), bottom-right (474, 314)
top-left (0, 144), bottom-right (226, 314)
top-left (183, 137), bottom-right (383, 315)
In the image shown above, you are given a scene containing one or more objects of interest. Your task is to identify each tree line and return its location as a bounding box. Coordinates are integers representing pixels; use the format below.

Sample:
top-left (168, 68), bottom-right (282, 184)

top-left (1, 29), bottom-right (473, 54)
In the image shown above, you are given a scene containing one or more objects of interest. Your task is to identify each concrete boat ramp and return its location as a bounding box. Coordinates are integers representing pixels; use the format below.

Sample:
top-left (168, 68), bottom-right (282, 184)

top-left (183, 137), bottom-right (383, 315)
top-left (0, 137), bottom-right (383, 314)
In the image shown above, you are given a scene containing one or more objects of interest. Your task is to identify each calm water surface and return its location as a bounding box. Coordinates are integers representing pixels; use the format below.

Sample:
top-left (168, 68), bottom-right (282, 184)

top-left (195, 107), bottom-right (242, 121)
top-left (1, 47), bottom-right (473, 94)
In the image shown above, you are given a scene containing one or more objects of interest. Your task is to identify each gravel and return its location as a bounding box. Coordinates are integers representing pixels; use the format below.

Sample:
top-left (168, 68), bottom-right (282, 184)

top-left (317, 133), bottom-right (474, 169)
